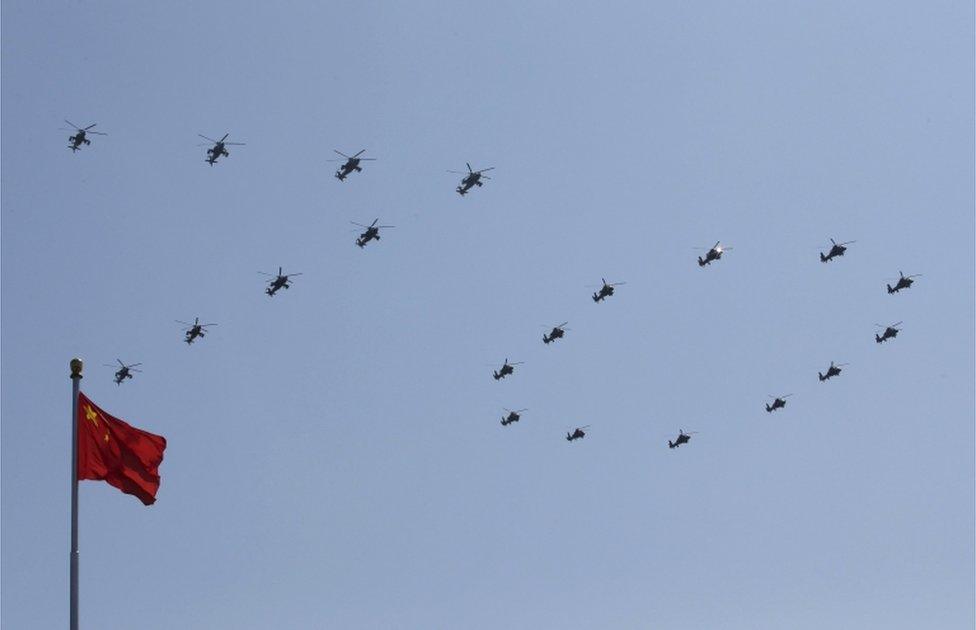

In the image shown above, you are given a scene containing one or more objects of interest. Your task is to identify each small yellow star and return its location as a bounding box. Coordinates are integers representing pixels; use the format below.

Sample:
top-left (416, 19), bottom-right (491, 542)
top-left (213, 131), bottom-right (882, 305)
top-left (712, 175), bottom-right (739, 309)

top-left (84, 405), bottom-right (99, 427)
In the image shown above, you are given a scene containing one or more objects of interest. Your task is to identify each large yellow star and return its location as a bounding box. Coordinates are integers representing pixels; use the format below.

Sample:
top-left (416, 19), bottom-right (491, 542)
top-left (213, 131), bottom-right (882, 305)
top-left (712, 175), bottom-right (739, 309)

top-left (84, 405), bottom-right (99, 427)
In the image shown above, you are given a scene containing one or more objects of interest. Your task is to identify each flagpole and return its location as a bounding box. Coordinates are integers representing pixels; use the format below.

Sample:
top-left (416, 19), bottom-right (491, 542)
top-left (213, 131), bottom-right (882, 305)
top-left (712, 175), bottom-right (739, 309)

top-left (69, 358), bottom-right (82, 630)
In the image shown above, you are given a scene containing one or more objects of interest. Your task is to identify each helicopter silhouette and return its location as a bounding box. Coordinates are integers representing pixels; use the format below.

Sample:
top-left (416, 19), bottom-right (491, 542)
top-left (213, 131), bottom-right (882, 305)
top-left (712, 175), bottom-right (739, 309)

top-left (198, 133), bottom-right (245, 165)
top-left (820, 238), bottom-right (855, 263)
top-left (63, 120), bottom-right (106, 152)
top-left (259, 267), bottom-right (302, 296)
top-left (329, 149), bottom-right (376, 181)
top-left (449, 163), bottom-right (494, 196)
top-left (352, 219), bottom-right (394, 248)
top-left (765, 394), bottom-right (792, 413)
top-left (104, 359), bottom-right (141, 385)
top-left (887, 272), bottom-right (922, 294)
top-left (177, 317), bottom-right (217, 344)
top-left (696, 241), bottom-right (732, 267)
top-left (501, 408), bottom-right (527, 426)
top-left (492, 358), bottom-right (523, 381)
top-left (818, 361), bottom-right (849, 382)
top-left (591, 278), bottom-right (625, 303)
top-left (668, 429), bottom-right (698, 449)
top-left (875, 322), bottom-right (902, 343)
top-left (543, 322), bottom-right (568, 344)
top-left (566, 426), bottom-right (590, 442)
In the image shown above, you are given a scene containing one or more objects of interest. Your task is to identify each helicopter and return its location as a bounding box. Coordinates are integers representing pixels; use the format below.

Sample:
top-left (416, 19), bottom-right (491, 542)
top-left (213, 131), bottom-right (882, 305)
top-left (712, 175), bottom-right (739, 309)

top-left (329, 149), bottom-right (376, 181)
top-left (591, 278), bottom-right (625, 303)
top-left (668, 429), bottom-right (698, 449)
top-left (63, 120), bottom-right (106, 152)
top-left (543, 322), bottom-right (568, 344)
top-left (492, 358), bottom-right (523, 381)
top-left (887, 271), bottom-right (922, 294)
top-left (765, 394), bottom-right (792, 413)
top-left (352, 219), bottom-right (394, 248)
top-left (818, 361), bottom-right (849, 382)
top-left (500, 408), bottom-right (528, 426)
top-left (820, 238), bottom-right (855, 263)
top-left (259, 267), bottom-right (302, 296)
top-left (875, 322), bottom-right (902, 344)
top-left (104, 359), bottom-right (141, 385)
top-left (198, 133), bottom-right (245, 165)
top-left (449, 163), bottom-right (494, 196)
top-left (177, 317), bottom-right (217, 344)
top-left (696, 241), bottom-right (732, 267)
top-left (566, 426), bottom-right (590, 442)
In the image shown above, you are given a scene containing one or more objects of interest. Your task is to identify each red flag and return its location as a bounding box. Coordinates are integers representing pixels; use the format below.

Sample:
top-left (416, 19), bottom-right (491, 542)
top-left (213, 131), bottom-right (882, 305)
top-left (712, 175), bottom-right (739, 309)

top-left (77, 392), bottom-right (167, 505)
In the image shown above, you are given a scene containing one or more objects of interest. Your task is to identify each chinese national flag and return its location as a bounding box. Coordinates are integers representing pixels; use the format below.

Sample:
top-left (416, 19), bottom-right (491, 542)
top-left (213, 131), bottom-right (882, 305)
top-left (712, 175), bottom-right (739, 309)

top-left (77, 392), bottom-right (167, 505)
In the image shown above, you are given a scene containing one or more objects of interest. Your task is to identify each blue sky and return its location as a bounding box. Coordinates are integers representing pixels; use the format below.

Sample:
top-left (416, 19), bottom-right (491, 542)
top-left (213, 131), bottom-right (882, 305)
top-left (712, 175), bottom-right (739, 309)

top-left (2, 2), bottom-right (973, 628)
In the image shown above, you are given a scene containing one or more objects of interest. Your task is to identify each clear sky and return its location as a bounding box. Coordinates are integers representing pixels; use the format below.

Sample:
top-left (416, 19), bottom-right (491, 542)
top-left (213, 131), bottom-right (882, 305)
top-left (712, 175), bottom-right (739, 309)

top-left (2, 2), bottom-right (973, 628)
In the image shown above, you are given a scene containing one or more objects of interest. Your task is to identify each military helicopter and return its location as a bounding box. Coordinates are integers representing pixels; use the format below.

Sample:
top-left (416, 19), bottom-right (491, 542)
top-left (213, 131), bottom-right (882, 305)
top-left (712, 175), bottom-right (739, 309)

top-left (63, 120), bottom-right (106, 152)
top-left (668, 429), bottom-right (698, 449)
top-left (500, 408), bottom-right (528, 426)
top-left (591, 278), bottom-right (625, 303)
top-left (198, 133), bottom-right (245, 165)
top-left (820, 238), bottom-right (855, 263)
top-left (329, 149), bottom-right (376, 181)
top-left (566, 426), bottom-right (590, 442)
top-left (492, 358), bottom-right (523, 381)
top-left (765, 394), bottom-right (793, 413)
top-left (875, 322), bottom-right (902, 344)
top-left (543, 322), bottom-right (569, 344)
top-left (449, 163), bottom-right (494, 196)
top-left (176, 317), bottom-right (217, 344)
top-left (818, 361), bottom-right (849, 382)
top-left (886, 271), bottom-right (922, 294)
top-left (696, 241), bottom-right (732, 267)
top-left (259, 267), bottom-right (302, 296)
top-left (104, 359), bottom-right (141, 385)
top-left (351, 219), bottom-right (394, 248)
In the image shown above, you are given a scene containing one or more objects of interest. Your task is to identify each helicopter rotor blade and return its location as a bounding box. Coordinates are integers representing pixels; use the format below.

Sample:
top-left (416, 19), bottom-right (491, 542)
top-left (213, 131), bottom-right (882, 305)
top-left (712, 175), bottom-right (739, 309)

top-left (198, 134), bottom-right (219, 143)
top-left (84, 123), bottom-right (97, 130)
top-left (377, 225), bottom-right (395, 229)
top-left (466, 162), bottom-right (473, 173)
top-left (830, 238), bottom-right (837, 246)
top-left (350, 221), bottom-right (371, 228)
top-left (220, 133), bottom-right (229, 142)
top-left (64, 119), bottom-right (82, 131)
top-left (891, 321), bottom-right (903, 327)
top-left (370, 219), bottom-right (379, 227)
top-left (224, 142), bottom-right (246, 146)
top-left (446, 170), bottom-right (466, 174)
top-left (334, 149), bottom-right (351, 159)
top-left (353, 149), bottom-right (366, 158)
top-left (476, 167), bottom-right (495, 174)
top-left (839, 240), bottom-right (856, 246)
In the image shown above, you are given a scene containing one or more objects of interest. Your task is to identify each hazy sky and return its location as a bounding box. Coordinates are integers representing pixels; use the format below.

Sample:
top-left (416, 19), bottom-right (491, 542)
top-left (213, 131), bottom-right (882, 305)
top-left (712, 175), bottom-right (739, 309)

top-left (2, 2), bottom-right (973, 628)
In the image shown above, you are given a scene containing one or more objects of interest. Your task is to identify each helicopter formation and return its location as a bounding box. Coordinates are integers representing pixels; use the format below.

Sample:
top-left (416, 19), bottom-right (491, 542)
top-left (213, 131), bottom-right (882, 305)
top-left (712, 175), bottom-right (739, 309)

top-left (70, 122), bottom-right (921, 451)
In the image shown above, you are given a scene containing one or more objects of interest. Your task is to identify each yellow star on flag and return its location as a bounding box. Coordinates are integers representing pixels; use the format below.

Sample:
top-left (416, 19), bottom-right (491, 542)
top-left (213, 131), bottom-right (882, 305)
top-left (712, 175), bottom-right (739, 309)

top-left (84, 405), bottom-right (99, 427)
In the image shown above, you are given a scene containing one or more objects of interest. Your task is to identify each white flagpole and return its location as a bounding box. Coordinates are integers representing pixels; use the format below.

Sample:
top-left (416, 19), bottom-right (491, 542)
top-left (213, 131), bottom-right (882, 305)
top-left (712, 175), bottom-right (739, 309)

top-left (69, 358), bottom-right (82, 630)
